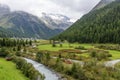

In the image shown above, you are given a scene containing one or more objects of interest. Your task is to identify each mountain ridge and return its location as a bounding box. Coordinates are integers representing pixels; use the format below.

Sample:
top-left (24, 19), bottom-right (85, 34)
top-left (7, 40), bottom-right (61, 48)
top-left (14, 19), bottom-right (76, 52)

top-left (0, 4), bottom-right (72, 39)
top-left (41, 13), bottom-right (73, 30)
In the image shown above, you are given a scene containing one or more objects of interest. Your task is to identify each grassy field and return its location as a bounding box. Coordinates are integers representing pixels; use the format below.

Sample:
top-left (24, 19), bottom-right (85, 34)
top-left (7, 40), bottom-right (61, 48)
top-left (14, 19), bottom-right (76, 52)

top-left (109, 50), bottom-right (120, 59)
top-left (38, 41), bottom-right (120, 60)
top-left (0, 58), bottom-right (29, 80)
top-left (38, 43), bottom-right (94, 51)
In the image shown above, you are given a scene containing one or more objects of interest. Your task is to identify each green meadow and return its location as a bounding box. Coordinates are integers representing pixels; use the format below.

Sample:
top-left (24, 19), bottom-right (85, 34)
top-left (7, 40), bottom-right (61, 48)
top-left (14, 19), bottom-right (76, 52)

top-left (38, 43), bottom-right (94, 51)
top-left (0, 58), bottom-right (29, 80)
top-left (109, 50), bottom-right (120, 59)
top-left (38, 42), bottom-right (120, 60)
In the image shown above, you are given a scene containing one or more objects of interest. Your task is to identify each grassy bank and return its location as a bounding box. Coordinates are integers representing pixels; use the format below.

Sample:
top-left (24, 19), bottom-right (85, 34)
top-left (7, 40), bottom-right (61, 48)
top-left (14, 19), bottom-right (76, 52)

top-left (109, 50), bottom-right (120, 59)
top-left (0, 58), bottom-right (29, 80)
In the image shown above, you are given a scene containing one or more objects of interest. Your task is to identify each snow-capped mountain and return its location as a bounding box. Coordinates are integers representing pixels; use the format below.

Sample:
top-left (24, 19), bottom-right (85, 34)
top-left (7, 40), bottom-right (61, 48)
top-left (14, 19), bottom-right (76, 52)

top-left (0, 4), bottom-right (63, 39)
top-left (0, 4), bottom-right (73, 39)
top-left (41, 13), bottom-right (73, 30)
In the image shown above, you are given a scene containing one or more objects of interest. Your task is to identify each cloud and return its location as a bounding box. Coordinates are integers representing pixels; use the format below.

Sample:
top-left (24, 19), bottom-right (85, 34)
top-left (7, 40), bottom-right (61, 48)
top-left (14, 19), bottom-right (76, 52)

top-left (0, 0), bottom-right (100, 21)
top-left (52, 0), bottom-right (100, 13)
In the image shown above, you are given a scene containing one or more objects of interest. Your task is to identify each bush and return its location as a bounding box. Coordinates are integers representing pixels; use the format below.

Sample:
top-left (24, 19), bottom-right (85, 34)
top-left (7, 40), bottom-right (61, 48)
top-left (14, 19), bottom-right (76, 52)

top-left (0, 48), bottom-right (10, 57)
top-left (75, 46), bottom-right (87, 50)
top-left (95, 44), bottom-right (120, 51)
top-left (90, 51), bottom-right (96, 58)
top-left (89, 50), bottom-right (112, 60)
top-left (15, 51), bottom-right (21, 56)
top-left (52, 44), bottom-right (56, 47)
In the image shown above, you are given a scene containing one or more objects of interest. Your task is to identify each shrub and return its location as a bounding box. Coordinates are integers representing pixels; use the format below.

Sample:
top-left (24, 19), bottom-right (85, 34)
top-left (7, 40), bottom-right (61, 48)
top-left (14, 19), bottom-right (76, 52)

top-left (75, 46), bottom-right (87, 50)
top-left (95, 44), bottom-right (120, 51)
top-left (52, 44), bottom-right (56, 47)
top-left (90, 51), bottom-right (97, 58)
top-left (0, 48), bottom-right (10, 57)
top-left (15, 51), bottom-right (21, 56)
top-left (89, 50), bottom-right (112, 60)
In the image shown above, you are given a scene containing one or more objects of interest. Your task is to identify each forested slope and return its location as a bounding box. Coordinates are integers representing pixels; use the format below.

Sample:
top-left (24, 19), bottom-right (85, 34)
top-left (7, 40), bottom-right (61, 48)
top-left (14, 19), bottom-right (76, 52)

top-left (53, 1), bottom-right (120, 43)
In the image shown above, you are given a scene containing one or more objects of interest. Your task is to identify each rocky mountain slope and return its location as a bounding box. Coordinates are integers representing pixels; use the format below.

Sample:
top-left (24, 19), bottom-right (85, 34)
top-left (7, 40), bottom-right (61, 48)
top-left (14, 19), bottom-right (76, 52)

top-left (41, 13), bottom-right (73, 30)
top-left (0, 4), bottom-right (73, 39)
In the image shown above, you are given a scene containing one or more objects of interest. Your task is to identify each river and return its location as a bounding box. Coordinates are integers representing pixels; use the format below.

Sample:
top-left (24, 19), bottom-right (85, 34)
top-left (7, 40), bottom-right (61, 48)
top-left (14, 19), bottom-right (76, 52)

top-left (24, 58), bottom-right (60, 80)
top-left (24, 58), bottom-right (120, 80)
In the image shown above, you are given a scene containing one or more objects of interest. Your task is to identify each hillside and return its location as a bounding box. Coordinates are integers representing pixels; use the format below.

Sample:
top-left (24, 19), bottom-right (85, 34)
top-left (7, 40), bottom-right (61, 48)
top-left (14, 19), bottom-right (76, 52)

top-left (53, 0), bottom-right (120, 43)
top-left (0, 10), bottom-right (63, 39)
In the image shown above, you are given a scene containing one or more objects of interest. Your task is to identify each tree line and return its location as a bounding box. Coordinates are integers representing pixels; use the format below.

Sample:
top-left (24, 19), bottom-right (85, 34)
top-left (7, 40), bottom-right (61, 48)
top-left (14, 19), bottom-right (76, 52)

top-left (0, 38), bottom-right (32, 47)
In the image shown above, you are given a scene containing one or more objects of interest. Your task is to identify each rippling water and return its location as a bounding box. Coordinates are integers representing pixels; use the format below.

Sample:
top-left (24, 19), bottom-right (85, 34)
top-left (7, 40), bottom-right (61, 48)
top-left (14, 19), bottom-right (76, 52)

top-left (24, 58), bottom-right (59, 80)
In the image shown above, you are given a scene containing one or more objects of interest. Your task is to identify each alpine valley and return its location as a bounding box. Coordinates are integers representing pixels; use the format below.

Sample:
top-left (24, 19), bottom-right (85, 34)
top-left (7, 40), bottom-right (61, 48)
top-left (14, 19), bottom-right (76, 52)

top-left (1, 0), bottom-right (120, 80)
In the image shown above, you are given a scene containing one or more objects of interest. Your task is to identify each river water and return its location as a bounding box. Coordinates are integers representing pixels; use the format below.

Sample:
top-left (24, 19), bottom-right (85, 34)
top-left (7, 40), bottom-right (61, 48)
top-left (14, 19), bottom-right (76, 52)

top-left (24, 58), bottom-right (60, 80)
top-left (105, 59), bottom-right (120, 67)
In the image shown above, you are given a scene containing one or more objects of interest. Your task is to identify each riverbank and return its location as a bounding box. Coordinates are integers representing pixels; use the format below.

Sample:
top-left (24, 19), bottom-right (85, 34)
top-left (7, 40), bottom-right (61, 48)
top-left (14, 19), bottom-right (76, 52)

top-left (24, 58), bottom-right (64, 80)
top-left (0, 58), bottom-right (29, 80)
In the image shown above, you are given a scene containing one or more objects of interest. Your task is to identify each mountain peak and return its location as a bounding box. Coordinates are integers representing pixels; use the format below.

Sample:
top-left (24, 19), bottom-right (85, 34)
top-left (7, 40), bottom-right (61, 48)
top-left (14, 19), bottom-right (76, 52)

top-left (0, 4), bottom-right (10, 16)
top-left (42, 13), bottom-right (71, 22)
top-left (0, 4), bottom-right (69, 39)
top-left (0, 4), bottom-right (10, 9)
top-left (41, 13), bottom-right (73, 30)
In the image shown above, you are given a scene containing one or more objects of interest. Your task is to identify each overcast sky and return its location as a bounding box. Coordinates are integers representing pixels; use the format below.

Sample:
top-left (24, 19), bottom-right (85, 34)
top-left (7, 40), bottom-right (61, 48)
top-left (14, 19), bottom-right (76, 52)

top-left (0, 0), bottom-right (100, 21)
